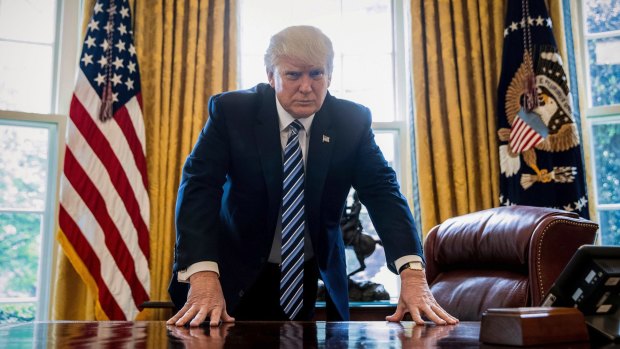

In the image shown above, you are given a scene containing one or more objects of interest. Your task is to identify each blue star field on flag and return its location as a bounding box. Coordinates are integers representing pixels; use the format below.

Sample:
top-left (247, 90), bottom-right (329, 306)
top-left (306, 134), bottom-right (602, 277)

top-left (80, 0), bottom-right (141, 118)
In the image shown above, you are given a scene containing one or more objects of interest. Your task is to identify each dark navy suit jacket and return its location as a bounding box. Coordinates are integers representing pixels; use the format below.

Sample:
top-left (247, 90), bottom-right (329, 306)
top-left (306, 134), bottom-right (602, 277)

top-left (168, 83), bottom-right (422, 320)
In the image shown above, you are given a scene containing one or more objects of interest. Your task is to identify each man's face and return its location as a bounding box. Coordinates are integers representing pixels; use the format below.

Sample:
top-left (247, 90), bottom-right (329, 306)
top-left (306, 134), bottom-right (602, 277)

top-left (268, 56), bottom-right (331, 119)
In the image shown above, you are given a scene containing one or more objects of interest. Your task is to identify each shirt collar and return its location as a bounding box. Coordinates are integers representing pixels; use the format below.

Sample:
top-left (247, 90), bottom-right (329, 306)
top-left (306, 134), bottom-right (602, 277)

top-left (276, 95), bottom-right (314, 133)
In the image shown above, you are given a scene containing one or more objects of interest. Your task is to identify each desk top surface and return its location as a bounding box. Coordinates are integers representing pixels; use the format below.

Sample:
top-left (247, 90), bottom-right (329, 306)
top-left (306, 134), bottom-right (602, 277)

top-left (2, 320), bottom-right (613, 348)
top-left (0, 321), bottom-right (483, 348)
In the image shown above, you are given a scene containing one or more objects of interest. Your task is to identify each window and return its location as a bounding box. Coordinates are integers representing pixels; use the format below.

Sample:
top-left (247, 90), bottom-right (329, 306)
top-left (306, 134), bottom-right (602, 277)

top-left (0, 113), bottom-right (65, 323)
top-left (578, 0), bottom-right (620, 244)
top-left (238, 0), bottom-right (413, 301)
top-left (0, 0), bottom-right (79, 322)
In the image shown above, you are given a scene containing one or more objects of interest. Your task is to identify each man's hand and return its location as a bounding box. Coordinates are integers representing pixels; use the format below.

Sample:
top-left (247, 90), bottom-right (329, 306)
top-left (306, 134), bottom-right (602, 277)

top-left (386, 269), bottom-right (458, 325)
top-left (167, 271), bottom-right (235, 327)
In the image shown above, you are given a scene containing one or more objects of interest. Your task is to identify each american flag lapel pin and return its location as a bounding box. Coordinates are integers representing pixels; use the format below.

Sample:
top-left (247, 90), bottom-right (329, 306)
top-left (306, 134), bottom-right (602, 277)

top-left (322, 135), bottom-right (330, 143)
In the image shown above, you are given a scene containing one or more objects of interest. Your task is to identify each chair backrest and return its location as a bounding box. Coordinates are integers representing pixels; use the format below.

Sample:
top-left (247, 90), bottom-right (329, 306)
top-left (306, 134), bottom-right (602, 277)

top-left (424, 205), bottom-right (598, 321)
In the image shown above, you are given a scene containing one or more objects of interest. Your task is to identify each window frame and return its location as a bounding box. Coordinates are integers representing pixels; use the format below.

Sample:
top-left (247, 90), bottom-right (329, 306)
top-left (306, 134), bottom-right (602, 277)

top-left (375, 0), bottom-right (413, 210)
top-left (574, 0), bottom-right (620, 241)
top-left (587, 115), bottom-right (620, 213)
top-left (54, 0), bottom-right (82, 117)
top-left (0, 0), bottom-right (79, 320)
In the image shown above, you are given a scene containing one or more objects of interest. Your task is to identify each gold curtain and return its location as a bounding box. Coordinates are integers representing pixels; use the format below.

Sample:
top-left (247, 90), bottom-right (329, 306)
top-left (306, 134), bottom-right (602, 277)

top-left (52, 0), bottom-right (237, 320)
top-left (410, 0), bottom-right (573, 235)
top-left (410, 0), bottom-right (504, 235)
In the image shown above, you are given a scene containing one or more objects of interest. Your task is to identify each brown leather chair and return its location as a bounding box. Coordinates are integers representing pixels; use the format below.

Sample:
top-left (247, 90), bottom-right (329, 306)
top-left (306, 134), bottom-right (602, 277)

top-left (424, 205), bottom-right (599, 321)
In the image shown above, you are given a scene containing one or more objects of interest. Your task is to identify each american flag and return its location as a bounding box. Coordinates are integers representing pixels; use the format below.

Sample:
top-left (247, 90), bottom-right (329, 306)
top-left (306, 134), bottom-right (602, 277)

top-left (57, 0), bottom-right (150, 320)
top-left (508, 107), bottom-right (547, 154)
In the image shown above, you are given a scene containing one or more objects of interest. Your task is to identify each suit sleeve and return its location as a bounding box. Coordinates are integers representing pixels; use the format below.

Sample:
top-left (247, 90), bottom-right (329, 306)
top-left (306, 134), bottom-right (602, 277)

top-left (173, 95), bottom-right (229, 272)
top-left (350, 111), bottom-right (423, 274)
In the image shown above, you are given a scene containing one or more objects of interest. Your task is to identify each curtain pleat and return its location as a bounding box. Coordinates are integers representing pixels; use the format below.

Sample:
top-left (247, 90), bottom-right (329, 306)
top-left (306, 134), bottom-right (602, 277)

top-left (410, 0), bottom-right (504, 235)
top-left (52, 0), bottom-right (236, 320)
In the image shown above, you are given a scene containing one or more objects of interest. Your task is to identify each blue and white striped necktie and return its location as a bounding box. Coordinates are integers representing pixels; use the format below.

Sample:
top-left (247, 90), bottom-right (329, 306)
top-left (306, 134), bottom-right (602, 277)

top-left (280, 120), bottom-right (305, 320)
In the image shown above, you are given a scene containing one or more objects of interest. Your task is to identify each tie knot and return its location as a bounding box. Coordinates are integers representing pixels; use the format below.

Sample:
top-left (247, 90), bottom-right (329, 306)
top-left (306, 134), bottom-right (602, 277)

top-left (289, 120), bottom-right (303, 134)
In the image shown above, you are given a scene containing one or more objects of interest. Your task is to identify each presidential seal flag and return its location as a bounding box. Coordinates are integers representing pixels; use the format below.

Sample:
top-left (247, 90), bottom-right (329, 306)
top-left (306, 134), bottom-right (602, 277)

top-left (497, 0), bottom-right (589, 218)
top-left (57, 0), bottom-right (150, 320)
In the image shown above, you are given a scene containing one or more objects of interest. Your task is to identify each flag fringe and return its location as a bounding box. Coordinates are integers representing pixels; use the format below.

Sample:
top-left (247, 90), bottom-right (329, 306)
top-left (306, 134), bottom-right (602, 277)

top-left (57, 228), bottom-right (111, 321)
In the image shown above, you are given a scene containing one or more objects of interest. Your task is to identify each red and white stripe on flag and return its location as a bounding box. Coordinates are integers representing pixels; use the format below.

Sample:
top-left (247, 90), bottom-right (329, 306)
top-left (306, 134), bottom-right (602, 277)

top-left (57, 0), bottom-right (150, 320)
top-left (509, 115), bottom-right (544, 154)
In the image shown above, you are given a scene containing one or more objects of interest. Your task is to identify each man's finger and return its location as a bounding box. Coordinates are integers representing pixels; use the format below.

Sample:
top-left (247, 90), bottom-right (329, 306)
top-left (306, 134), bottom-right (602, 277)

top-left (431, 304), bottom-right (458, 324)
top-left (189, 309), bottom-right (209, 327)
top-left (408, 308), bottom-right (425, 325)
top-left (420, 304), bottom-right (446, 325)
top-left (167, 304), bottom-right (191, 325)
top-left (385, 305), bottom-right (405, 322)
top-left (176, 306), bottom-right (199, 326)
top-left (221, 309), bottom-right (235, 323)
top-left (209, 307), bottom-right (223, 326)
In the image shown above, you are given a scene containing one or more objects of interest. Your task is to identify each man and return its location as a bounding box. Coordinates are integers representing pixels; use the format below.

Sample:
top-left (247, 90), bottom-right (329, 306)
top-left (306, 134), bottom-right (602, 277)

top-left (168, 26), bottom-right (457, 326)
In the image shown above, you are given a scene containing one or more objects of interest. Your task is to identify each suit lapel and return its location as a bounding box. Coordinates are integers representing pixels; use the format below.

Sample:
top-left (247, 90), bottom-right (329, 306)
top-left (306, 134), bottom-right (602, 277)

top-left (306, 95), bottom-right (334, 243)
top-left (254, 87), bottom-right (282, 232)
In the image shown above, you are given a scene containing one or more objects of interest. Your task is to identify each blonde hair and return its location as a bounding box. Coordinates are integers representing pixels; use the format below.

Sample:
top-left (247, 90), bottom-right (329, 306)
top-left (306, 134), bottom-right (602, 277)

top-left (264, 25), bottom-right (334, 76)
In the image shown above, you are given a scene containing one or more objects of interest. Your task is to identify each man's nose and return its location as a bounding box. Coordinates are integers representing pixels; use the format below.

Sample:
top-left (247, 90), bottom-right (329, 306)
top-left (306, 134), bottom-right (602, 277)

top-left (298, 75), bottom-right (313, 93)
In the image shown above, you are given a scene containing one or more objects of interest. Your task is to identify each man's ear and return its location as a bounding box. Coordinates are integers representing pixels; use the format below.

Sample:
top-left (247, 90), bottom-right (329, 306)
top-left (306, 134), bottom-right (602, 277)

top-left (267, 70), bottom-right (275, 88)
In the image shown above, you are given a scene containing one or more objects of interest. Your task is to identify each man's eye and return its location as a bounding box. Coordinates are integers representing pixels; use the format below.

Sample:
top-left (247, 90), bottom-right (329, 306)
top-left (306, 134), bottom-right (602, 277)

top-left (310, 70), bottom-right (324, 79)
top-left (286, 72), bottom-right (301, 79)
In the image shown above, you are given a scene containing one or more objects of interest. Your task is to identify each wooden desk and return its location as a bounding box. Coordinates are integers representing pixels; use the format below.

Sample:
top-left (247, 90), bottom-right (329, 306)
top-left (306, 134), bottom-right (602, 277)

top-left (0, 320), bottom-right (603, 348)
top-left (0, 321), bottom-right (481, 348)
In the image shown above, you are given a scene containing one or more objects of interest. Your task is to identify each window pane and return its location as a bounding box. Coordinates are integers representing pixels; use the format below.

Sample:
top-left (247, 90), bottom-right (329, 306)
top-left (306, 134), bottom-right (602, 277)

top-left (0, 117), bottom-right (61, 322)
top-left (585, 0), bottom-right (620, 34)
top-left (0, 41), bottom-right (53, 114)
top-left (587, 37), bottom-right (620, 107)
top-left (0, 0), bottom-right (56, 44)
top-left (591, 122), bottom-right (620, 205)
top-left (341, 54), bottom-right (394, 121)
top-left (0, 124), bottom-right (50, 210)
top-left (374, 131), bottom-right (396, 169)
top-left (0, 303), bottom-right (36, 323)
top-left (341, 0), bottom-right (392, 54)
top-left (286, 0), bottom-right (341, 34)
top-left (0, 212), bottom-right (42, 300)
top-left (599, 210), bottom-right (620, 245)
top-left (239, 54), bottom-right (267, 88)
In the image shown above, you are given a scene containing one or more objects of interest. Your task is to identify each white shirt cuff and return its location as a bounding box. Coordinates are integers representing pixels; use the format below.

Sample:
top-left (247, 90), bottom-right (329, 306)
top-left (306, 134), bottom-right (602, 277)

top-left (177, 261), bottom-right (220, 283)
top-left (395, 255), bottom-right (424, 272)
